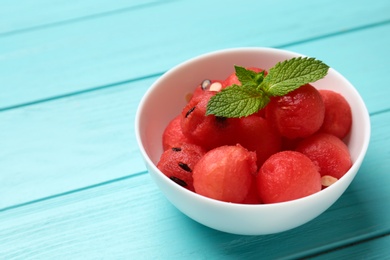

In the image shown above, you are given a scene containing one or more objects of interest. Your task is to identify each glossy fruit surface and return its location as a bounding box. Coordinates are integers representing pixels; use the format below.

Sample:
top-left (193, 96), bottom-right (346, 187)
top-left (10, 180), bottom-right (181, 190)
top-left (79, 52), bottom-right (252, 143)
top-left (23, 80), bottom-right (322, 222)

top-left (319, 90), bottom-right (352, 139)
top-left (193, 144), bottom-right (257, 203)
top-left (296, 133), bottom-right (352, 179)
top-left (235, 115), bottom-right (281, 168)
top-left (265, 84), bottom-right (325, 139)
top-left (162, 115), bottom-right (192, 151)
top-left (257, 151), bottom-right (321, 203)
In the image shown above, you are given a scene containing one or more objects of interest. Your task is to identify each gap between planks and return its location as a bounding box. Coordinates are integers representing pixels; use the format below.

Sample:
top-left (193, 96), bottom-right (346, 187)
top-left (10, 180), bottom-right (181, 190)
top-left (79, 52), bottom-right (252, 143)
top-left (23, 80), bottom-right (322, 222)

top-left (275, 19), bottom-right (390, 49)
top-left (0, 171), bottom-right (148, 213)
top-left (292, 232), bottom-right (390, 259)
top-left (305, 232), bottom-right (390, 258)
top-left (0, 72), bottom-right (164, 112)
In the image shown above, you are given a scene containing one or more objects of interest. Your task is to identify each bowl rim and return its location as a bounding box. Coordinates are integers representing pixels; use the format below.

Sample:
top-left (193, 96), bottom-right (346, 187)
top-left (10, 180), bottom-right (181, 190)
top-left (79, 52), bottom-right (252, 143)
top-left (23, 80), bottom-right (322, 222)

top-left (134, 46), bottom-right (371, 209)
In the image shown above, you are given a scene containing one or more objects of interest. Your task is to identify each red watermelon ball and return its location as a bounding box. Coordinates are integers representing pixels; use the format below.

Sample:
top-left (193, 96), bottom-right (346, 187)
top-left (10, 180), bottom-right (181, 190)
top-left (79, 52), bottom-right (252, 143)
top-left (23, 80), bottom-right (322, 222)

top-left (157, 143), bottom-right (206, 191)
top-left (193, 144), bottom-right (257, 203)
top-left (235, 114), bottom-right (281, 168)
top-left (265, 84), bottom-right (325, 139)
top-left (180, 91), bottom-right (238, 150)
top-left (257, 151), bottom-right (322, 204)
top-left (319, 90), bottom-right (352, 139)
top-left (296, 133), bottom-right (352, 179)
top-left (162, 115), bottom-right (193, 151)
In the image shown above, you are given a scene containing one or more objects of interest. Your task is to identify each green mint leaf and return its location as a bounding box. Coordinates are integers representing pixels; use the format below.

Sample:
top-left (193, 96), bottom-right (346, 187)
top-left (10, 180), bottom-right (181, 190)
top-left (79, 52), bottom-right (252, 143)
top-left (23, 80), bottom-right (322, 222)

top-left (206, 56), bottom-right (329, 118)
top-left (234, 66), bottom-right (264, 87)
top-left (262, 57), bottom-right (329, 96)
top-left (206, 84), bottom-right (269, 118)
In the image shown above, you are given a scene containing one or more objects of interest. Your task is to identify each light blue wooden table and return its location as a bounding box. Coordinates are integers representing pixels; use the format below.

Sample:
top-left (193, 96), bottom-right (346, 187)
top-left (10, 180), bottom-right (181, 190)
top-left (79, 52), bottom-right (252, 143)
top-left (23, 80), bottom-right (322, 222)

top-left (1, 1), bottom-right (390, 259)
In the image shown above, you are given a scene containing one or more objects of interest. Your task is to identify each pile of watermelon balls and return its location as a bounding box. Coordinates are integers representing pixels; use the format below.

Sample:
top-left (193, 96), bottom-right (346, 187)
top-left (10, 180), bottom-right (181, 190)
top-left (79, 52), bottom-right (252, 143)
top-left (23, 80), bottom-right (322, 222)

top-left (157, 67), bottom-right (353, 204)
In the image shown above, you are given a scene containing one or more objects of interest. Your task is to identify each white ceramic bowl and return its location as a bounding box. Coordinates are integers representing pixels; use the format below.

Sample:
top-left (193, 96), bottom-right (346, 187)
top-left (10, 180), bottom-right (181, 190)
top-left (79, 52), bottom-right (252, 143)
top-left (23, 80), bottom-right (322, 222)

top-left (135, 47), bottom-right (370, 235)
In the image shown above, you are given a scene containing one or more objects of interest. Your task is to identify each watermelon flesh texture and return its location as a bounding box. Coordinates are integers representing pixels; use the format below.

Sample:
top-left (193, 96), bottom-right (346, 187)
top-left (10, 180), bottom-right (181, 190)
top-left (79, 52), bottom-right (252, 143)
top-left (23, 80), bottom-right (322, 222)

top-left (257, 151), bottom-right (322, 204)
top-left (157, 143), bottom-right (206, 191)
top-left (193, 144), bottom-right (257, 203)
top-left (296, 133), bottom-right (352, 179)
top-left (265, 84), bottom-right (325, 139)
top-left (319, 90), bottom-right (352, 139)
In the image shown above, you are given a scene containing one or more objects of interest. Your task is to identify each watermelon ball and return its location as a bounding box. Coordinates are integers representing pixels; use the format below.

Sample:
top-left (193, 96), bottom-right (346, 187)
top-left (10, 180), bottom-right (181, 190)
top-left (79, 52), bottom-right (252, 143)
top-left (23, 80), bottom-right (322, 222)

top-left (193, 144), bottom-right (257, 203)
top-left (157, 143), bottom-right (206, 191)
top-left (296, 133), bottom-right (352, 179)
top-left (181, 91), bottom-right (238, 150)
top-left (235, 115), bottom-right (281, 168)
top-left (162, 115), bottom-right (193, 151)
top-left (257, 151), bottom-right (322, 204)
top-left (319, 90), bottom-right (352, 139)
top-left (265, 84), bottom-right (325, 139)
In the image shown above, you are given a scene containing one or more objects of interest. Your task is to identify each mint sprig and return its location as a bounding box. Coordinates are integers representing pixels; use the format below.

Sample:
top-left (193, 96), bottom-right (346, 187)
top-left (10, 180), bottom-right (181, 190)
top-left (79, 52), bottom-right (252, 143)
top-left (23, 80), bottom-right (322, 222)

top-left (206, 57), bottom-right (329, 118)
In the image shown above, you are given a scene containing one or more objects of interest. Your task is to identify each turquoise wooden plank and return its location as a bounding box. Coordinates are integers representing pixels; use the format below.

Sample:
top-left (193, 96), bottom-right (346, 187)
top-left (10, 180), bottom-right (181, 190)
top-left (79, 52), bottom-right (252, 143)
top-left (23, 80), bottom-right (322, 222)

top-left (1, 0), bottom-right (389, 109)
top-left (308, 235), bottom-right (390, 259)
top-left (0, 77), bottom-right (154, 209)
top-left (0, 0), bottom-right (162, 35)
top-left (0, 109), bottom-right (389, 259)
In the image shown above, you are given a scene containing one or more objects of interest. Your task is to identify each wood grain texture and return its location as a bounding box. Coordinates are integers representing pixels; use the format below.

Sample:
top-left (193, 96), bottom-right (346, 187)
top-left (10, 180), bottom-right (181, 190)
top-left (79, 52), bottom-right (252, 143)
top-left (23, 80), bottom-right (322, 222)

top-left (1, 0), bottom-right (389, 109)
